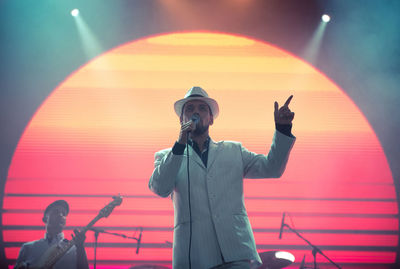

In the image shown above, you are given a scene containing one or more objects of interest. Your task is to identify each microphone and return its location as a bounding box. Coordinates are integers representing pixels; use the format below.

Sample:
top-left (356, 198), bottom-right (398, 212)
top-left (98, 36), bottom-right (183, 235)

top-left (191, 113), bottom-right (200, 126)
top-left (278, 212), bottom-right (286, 239)
top-left (188, 114), bottom-right (200, 134)
top-left (136, 227), bottom-right (143, 254)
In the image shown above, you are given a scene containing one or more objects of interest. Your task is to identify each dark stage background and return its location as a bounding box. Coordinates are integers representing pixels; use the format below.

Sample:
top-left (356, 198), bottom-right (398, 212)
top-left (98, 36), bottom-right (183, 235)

top-left (1, 0), bottom-right (399, 268)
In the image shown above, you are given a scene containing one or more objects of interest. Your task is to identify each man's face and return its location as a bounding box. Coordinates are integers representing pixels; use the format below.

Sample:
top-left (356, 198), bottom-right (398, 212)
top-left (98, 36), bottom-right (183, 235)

top-left (181, 100), bottom-right (213, 136)
top-left (44, 205), bottom-right (67, 231)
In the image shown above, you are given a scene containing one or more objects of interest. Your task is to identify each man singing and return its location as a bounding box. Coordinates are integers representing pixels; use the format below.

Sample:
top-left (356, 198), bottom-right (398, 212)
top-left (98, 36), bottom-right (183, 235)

top-left (149, 86), bottom-right (295, 269)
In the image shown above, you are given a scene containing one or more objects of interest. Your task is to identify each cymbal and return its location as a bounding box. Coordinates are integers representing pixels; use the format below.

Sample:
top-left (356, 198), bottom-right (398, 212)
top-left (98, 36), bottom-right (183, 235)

top-left (129, 265), bottom-right (170, 269)
top-left (257, 251), bottom-right (295, 269)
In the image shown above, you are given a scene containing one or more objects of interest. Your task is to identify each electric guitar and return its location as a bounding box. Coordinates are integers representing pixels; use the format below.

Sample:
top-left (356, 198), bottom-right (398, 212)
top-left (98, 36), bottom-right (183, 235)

top-left (17, 195), bottom-right (123, 269)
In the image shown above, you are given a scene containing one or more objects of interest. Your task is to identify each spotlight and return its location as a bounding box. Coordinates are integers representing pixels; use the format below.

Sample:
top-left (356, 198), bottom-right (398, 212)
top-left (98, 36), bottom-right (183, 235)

top-left (322, 14), bottom-right (330, 23)
top-left (71, 9), bottom-right (79, 17)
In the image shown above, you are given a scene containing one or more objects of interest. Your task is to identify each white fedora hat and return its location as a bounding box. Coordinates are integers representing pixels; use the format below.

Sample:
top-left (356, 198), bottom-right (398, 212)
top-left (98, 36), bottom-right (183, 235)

top-left (174, 86), bottom-right (219, 119)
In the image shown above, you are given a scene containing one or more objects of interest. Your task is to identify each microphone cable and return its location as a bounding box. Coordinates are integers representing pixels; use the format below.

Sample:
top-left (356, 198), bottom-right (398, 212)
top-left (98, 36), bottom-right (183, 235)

top-left (186, 133), bottom-right (193, 269)
top-left (186, 113), bottom-right (199, 269)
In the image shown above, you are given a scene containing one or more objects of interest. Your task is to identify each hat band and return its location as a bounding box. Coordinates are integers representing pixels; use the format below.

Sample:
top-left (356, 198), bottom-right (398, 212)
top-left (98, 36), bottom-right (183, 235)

top-left (187, 94), bottom-right (206, 98)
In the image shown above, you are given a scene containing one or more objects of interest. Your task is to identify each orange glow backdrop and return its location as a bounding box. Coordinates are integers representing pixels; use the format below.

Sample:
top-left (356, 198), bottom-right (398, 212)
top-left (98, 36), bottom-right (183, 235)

top-left (3, 32), bottom-right (397, 268)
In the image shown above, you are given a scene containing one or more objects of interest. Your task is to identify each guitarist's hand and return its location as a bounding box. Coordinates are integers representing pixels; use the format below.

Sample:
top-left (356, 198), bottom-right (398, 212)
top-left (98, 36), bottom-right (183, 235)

top-left (73, 229), bottom-right (90, 269)
top-left (72, 229), bottom-right (86, 249)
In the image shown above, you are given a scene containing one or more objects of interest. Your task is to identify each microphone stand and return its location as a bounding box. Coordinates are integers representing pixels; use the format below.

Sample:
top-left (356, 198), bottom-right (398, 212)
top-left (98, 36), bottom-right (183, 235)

top-left (281, 223), bottom-right (342, 269)
top-left (93, 229), bottom-right (99, 269)
top-left (89, 227), bottom-right (142, 269)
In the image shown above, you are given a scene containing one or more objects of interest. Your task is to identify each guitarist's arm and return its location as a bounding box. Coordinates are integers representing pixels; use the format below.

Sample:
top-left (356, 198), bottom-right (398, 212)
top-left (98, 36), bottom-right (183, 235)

top-left (14, 243), bottom-right (29, 269)
top-left (73, 229), bottom-right (89, 269)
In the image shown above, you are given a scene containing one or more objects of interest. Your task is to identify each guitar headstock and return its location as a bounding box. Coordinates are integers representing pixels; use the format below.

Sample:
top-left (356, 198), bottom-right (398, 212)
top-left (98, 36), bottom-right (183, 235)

top-left (99, 195), bottom-right (123, 219)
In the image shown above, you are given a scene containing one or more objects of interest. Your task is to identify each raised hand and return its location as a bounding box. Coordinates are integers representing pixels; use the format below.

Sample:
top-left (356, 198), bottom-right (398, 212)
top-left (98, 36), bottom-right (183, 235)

top-left (274, 95), bottom-right (295, 125)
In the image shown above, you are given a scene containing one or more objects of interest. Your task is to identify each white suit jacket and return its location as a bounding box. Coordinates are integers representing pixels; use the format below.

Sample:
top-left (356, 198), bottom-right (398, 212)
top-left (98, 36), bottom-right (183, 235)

top-left (149, 131), bottom-right (295, 269)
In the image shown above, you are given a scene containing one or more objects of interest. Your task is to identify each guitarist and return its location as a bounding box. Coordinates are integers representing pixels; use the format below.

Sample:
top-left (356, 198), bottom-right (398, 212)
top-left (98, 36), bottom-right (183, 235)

top-left (14, 200), bottom-right (89, 269)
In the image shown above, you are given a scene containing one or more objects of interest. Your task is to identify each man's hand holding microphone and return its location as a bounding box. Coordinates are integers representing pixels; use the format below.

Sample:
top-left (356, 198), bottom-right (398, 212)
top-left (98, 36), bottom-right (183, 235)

top-left (178, 114), bottom-right (200, 144)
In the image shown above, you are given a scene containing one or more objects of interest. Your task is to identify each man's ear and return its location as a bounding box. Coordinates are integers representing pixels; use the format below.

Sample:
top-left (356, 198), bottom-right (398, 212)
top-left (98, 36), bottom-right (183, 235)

top-left (210, 115), bottom-right (214, 126)
top-left (42, 215), bottom-right (48, 224)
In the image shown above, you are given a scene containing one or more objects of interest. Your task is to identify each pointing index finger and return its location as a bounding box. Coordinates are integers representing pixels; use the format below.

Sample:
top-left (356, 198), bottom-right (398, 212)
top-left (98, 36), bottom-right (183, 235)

top-left (284, 95), bottom-right (293, 107)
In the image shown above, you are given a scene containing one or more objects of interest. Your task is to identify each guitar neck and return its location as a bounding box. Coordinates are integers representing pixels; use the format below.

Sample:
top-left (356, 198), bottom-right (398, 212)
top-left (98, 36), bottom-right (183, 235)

top-left (81, 215), bottom-right (102, 234)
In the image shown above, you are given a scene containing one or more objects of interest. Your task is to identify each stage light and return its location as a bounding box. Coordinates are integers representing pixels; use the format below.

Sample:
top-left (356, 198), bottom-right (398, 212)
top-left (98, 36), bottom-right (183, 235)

top-left (71, 9), bottom-right (79, 17)
top-left (275, 251), bottom-right (295, 262)
top-left (322, 14), bottom-right (330, 22)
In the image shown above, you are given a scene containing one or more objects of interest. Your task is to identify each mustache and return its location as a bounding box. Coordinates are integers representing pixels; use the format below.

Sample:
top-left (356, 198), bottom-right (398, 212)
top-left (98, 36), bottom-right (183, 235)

top-left (193, 123), bottom-right (209, 135)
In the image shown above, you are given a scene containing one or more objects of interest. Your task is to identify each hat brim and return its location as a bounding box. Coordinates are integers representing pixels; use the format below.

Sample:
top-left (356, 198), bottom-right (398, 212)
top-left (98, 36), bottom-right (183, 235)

top-left (174, 97), bottom-right (219, 119)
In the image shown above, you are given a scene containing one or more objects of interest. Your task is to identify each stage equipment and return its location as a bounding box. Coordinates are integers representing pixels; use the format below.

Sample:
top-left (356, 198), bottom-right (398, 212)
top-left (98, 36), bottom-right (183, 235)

top-left (257, 250), bottom-right (294, 269)
top-left (90, 226), bottom-right (143, 269)
top-left (278, 213), bottom-right (342, 269)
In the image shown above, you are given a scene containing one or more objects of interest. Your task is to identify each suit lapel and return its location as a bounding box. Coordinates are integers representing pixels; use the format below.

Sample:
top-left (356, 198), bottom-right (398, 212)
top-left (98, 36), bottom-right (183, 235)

top-left (207, 139), bottom-right (221, 170)
top-left (184, 145), bottom-right (206, 169)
